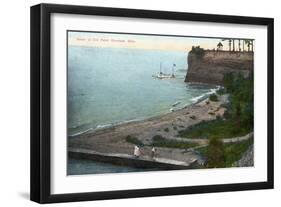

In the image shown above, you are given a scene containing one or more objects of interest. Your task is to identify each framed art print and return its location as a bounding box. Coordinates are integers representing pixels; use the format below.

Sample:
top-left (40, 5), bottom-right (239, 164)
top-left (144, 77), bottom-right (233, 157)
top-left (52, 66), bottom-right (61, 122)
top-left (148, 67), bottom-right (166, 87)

top-left (30, 3), bottom-right (274, 203)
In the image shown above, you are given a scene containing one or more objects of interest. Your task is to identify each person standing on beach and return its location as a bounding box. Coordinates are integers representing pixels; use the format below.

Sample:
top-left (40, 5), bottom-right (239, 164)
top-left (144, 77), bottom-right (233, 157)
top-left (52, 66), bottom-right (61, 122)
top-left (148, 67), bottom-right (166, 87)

top-left (134, 145), bottom-right (141, 158)
top-left (151, 147), bottom-right (156, 158)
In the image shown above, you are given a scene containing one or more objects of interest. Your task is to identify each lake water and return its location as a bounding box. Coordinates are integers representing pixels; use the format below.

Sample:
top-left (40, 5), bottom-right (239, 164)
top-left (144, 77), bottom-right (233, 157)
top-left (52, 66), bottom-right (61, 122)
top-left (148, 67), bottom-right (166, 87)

top-left (68, 158), bottom-right (159, 175)
top-left (68, 46), bottom-right (217, 137)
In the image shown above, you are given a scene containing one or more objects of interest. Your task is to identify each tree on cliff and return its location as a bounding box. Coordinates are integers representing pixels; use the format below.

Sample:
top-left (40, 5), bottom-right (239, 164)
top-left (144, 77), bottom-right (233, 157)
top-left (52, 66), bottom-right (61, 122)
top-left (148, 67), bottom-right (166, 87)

top-left (238, 39), bottom-right (241, 51)
top-left (251, 40), bottom-right (254, 51)
top-left (191, 46), bottom-right (205, 58)
top-left (244, 40), bottom-right (254, 52)
top-left (222, 39), bottom-right (232, 51)
top-left (217, 42), bottom-right (223, 51)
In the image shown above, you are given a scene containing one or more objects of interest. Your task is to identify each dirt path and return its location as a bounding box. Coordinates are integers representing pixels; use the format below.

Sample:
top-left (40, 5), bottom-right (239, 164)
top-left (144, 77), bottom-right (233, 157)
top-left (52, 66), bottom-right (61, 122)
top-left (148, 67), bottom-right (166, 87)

top-left (163, 132), bottom-right (253, 145)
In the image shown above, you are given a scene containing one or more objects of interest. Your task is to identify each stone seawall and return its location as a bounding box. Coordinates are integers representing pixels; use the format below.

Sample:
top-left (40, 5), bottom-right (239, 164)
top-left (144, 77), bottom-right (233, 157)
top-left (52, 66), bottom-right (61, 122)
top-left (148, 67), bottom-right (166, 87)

top-left (185, 50), bottom-right (254, 85)
top-left (68, 147), bottom-right (199, 170)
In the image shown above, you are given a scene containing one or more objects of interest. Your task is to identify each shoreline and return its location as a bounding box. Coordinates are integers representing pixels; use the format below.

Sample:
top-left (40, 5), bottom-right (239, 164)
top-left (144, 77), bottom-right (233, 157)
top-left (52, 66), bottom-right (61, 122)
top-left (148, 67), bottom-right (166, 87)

top-left (69, 86), bottom-right (221, 138)
top-left (69, 95), bottom-right (211, 138)
top-left (68, 94), bottom-right (228, 167)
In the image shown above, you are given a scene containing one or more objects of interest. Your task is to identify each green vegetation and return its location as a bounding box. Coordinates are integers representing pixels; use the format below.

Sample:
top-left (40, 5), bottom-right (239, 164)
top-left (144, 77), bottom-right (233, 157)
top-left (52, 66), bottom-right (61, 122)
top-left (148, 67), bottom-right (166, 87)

top-left (126, 134), bottom-right (199, 150)
top-left (209, 94), bottom-right (218, 102)
top-left (197, 137), bottom-right (253, 167)
top-left (125, 73), bottom-right (253, 164)
top-left (151, 135), bottom-right (198, 149)
top-left (223, 137), bottom-right (253, 166)
top-left (125, 135), bottom-right (144, 146)
top-left (166, 72), bottom-right (253, 166)
top-left (178, 118), bottom-right (251, 139)
top-left (179, 72), bottom-right (253, 139)
top-left (206, 137), bottom-right (225, 168)
top-left (191, 46), bottom-right (205, 59)
top-left (164, 128), bottom-right (169, 132)
top-left (223, 72), bottom-right (254, 130)
top-left (216, 88), bottom-right (225, 95)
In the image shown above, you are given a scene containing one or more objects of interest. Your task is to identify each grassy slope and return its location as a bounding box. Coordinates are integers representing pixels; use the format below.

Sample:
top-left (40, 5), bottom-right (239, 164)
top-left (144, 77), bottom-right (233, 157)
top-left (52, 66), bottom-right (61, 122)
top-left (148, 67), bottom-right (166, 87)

top-left (125, 135), bottom-right (199, 149)
top-left (178, 118), bottom-right (252, 139)
top-left (197, 137), bottom-right (253, 167)
top-left (151, 135), bottom-right (198, 149)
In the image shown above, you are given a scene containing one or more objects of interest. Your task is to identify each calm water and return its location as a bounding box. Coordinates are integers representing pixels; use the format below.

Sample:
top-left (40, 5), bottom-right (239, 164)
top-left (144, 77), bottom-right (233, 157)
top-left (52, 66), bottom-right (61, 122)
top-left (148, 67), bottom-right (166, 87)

top-left (68, 158), bottom-right (159, 175)
top-left (68, 46), bottom-right (217, 137)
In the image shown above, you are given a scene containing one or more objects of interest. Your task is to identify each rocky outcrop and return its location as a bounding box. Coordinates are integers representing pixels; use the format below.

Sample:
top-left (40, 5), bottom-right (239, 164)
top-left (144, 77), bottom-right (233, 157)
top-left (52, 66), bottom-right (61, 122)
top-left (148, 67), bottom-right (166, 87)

top-left (235, 145), bottom-right (254, 167)
top-left (185, 50), bottom-right (253, 85)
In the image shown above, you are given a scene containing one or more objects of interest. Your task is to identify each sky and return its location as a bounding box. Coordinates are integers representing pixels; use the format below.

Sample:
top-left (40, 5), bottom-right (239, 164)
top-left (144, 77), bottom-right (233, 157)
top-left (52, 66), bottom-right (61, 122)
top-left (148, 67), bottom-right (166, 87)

top-left (68, 31), bottom-right (248, 52)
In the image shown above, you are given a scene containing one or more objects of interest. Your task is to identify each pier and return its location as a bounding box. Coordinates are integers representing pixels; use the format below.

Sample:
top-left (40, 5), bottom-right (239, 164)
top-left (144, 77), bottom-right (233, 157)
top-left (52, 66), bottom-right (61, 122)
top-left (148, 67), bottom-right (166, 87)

top-left (68, 147), bottom-right (199, 170)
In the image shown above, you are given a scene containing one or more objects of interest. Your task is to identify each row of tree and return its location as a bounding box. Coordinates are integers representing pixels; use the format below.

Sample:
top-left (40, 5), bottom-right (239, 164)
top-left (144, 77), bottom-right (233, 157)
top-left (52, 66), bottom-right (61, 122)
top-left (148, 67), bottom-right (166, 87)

top-left (207, 72), bottom-right (254, 168)
top-left (223, 72), bottom-right (254, 130)
top-left (218, 39), bottom-right (254, 52)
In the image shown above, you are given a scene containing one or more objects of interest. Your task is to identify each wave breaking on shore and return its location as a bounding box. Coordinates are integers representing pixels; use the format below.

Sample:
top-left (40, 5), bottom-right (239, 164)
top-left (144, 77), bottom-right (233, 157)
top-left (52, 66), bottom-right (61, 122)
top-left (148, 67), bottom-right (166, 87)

top-left (68, 86), bottom-right (220, 138)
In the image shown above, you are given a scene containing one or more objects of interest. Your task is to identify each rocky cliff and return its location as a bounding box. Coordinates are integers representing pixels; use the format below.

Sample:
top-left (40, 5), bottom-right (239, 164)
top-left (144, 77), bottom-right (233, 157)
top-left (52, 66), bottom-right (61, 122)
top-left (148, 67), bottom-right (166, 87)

top-left (185, 50), bottom-right (253, 85)
top-left (234, 145), bottom-right (254, 167)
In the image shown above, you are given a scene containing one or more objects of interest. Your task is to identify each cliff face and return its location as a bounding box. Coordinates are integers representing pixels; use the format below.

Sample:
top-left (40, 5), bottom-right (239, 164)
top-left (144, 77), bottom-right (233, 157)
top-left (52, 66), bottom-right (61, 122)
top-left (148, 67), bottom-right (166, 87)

top-left (185, 51), bottom-right (253, 85)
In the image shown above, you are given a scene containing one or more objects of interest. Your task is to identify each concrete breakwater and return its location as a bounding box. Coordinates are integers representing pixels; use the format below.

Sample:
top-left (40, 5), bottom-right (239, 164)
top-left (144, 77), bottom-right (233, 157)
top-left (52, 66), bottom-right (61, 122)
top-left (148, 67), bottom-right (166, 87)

top-left (68, 147), bottom-right (199, 171)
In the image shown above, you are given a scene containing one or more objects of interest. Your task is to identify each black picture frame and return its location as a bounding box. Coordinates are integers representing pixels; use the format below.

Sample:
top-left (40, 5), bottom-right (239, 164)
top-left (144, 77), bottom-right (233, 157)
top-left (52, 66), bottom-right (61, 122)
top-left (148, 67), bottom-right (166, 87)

top-left (30, 3), bottom-right (274, 204)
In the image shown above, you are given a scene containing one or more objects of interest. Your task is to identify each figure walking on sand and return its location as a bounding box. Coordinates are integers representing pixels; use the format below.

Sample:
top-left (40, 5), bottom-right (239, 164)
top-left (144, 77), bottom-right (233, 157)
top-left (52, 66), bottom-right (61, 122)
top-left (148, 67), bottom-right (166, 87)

top-left (151, 147), bottom-right (156, 158)
top-left (134, 145), bottom-right (141, 158)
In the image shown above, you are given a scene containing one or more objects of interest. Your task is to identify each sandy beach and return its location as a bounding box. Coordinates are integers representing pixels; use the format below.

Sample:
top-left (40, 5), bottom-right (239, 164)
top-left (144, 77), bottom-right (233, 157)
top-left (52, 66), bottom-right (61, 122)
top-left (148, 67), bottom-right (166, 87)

top-left (68, 94), bottom-right (229, 166)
